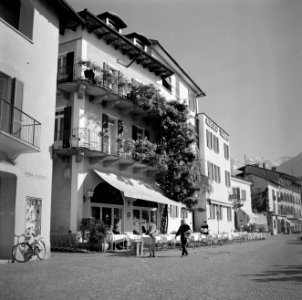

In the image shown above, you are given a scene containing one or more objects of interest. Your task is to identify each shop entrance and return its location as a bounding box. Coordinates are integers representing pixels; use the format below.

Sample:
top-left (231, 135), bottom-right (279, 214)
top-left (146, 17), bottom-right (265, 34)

top-left (90, 181), bottom-right (124, 233)
top-left (0, 172), bottom-right (16, 258)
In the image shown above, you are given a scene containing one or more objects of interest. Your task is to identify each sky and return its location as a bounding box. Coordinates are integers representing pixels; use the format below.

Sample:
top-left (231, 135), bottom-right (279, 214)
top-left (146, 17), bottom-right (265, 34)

top-left (67, 0), bottom-right (302, 160)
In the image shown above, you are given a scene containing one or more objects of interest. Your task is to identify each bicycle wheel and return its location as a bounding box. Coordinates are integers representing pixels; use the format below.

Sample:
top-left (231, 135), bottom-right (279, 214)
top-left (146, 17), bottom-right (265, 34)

top-left (12, 243), bottom-right (33, 263)
top-left (35, 241), bottom-right (46, 260)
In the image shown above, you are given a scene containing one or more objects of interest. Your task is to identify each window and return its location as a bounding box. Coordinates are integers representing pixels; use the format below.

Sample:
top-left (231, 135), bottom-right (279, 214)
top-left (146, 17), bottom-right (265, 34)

top-left (207, 161), bottom-right (221, 183)
top-left (175, 78), bottom-right (180, 99)
top-left (181, 208), bottom-right (188, 218)
top-left (170, 205), bottom-right (179, 218)
top-left (213, 135), bottom-right (219, 153)
top-left (224, 144), bottom-right (229, 160)
top-left (206, 130), bottom-right (212, 149)
top-left (188, 90), bottom-right (196, 112)
top-left (54, 109), bottom-right (64, 143)
top-left (132, 125), bottom-right (149, 141)
top-left (0, 71), bottom-right (23, 136)
top-left (0, 0), bottom-right (34, 39)
top-left (241, 190), bottom-right (246, 201)
top-left (227, 207), bottom-right (232, 221)
top-left (134, 38), bottom-right (146, 51)
top-left (57, 52), bottom-right (74, 82)
top-left (225, 171), bottom-right (231, 187)
top-left (206, 130), bottom-right (219, 153)
top-left (106, 18), bottom-right (120, 32)
top-left (162, 77), bottom-right (172, 92)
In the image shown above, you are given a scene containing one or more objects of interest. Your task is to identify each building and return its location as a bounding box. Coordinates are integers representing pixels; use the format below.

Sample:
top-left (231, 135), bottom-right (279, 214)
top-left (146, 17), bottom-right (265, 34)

top-left (193, 113), bottom-right (234, 234)
top-left (231, 176), bottom-right (267, 232)
top-left (0, 0), bottom-right (83, 258)
top-left (51, 9), bottom-right (205, 237)
top-left (237, 164), bottom-right (302, 234)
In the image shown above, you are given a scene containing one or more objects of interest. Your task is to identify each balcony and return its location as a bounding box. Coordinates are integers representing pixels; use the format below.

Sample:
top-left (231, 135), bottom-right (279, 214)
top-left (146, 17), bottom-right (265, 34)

top-left (0, 98), bottom-right (41, 160)
top-left (53, 128), bottom-right (165, 175)
top-left (57, 65), bottom-right (154, 119)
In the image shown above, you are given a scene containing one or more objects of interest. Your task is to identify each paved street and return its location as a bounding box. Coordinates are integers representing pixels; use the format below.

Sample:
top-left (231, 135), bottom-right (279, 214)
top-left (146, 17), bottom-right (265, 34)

top-left (0, 235), bottom-right (301, 300)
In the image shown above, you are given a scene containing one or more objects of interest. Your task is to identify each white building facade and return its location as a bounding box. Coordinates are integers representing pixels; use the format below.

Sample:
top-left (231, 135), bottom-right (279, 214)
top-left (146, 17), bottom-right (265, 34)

top-left (193, 113), bottom-right (234, 234)
top-left (0, 0), bottom-right (82, 259)
top-left (51, 10), bottom-right (205, 237)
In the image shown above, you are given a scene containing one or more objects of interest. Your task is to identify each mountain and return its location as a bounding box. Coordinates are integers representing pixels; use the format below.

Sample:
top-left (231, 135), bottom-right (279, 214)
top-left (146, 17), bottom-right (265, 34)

top-left (278, 152), bottom-right (302, 177)
top-left (231, 155), bottom-right (292, 175)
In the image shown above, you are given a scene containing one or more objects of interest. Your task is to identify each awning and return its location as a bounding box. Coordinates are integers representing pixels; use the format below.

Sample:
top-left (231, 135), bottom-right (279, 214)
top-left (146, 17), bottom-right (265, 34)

top-left (93, 170), bottom-right (185, 207)
top-left (208, 198), bottom-right (233, 207)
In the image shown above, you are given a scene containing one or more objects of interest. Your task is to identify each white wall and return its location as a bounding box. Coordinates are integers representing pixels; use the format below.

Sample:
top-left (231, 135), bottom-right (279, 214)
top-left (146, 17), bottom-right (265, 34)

top-left (0, 1), bottom-right (60, 257)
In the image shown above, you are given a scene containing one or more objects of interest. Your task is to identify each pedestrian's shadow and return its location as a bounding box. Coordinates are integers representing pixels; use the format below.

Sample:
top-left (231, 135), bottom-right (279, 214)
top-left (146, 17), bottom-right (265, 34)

top-left (244, 265), bottom-right (302, 284)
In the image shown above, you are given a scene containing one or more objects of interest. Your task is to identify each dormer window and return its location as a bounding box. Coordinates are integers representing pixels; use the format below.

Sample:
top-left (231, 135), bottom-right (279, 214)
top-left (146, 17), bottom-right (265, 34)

top-left (97, 12), bottom-right (127, 34)
top-left (106, 18), bottom-right (120, 32)
top-left (134, 38), bottom-right (147, 52)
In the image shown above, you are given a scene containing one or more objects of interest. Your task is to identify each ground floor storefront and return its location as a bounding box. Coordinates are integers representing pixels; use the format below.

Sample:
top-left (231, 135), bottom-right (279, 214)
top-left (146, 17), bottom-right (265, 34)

top-left (51, 156), bottom-right (192, 238)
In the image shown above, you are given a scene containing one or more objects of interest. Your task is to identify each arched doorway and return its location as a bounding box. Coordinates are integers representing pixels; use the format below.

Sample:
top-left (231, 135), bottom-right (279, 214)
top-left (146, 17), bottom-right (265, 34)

top-left (90, 181), bottom-right (124, 233)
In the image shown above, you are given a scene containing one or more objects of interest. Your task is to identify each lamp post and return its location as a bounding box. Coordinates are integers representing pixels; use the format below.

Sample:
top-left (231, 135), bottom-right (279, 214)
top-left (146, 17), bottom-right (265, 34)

top-left (83, 189), bottom-right (94, 203)
top-left (217, 210), bottom-right (220, 234)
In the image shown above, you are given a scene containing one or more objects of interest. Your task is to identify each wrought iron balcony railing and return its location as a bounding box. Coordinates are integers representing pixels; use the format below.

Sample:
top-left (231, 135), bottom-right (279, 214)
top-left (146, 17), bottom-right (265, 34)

top-left (0, 98), bottom-right (41, 148)
top-left (54, 128), bottom-right (162, 167)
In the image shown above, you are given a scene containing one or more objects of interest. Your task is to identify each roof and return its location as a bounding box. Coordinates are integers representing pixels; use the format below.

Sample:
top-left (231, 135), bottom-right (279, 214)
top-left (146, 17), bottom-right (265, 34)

top-left (231, 176), bottom-right (252, 185)
top-left (97, 12), bottom-right (127, 29)
top-left (150, 39), bottom-right (206, 96)
top-left (51, 0), bottom-right (86, 33)
top-left (125, 32), bottom-right (152, 46)
top-left (237, 164), bottom-right (302, 187)
top-left (77, 9), bottom-right (173, 78)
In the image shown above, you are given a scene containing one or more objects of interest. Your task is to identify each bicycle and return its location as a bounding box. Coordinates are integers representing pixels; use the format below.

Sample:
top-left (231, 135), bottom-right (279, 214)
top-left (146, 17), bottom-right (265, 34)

top-left (11, 228), bottom-right (46, 263)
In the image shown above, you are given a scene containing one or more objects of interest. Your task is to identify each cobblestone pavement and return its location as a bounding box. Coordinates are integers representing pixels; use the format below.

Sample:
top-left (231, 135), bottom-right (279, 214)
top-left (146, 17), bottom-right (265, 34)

top-left (0, 235), bottom-right (301, 300)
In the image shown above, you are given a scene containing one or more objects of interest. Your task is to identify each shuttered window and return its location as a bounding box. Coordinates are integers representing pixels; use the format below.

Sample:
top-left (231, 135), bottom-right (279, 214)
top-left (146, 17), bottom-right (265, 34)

top-left (63, 106), bottom-right (72, 148)
top-left (66, 52), bottom-right (74, 82)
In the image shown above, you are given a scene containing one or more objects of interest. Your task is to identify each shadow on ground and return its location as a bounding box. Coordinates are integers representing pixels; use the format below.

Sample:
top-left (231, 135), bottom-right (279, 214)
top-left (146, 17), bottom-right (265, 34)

top-left (246, 265), bottom-right (302, 284)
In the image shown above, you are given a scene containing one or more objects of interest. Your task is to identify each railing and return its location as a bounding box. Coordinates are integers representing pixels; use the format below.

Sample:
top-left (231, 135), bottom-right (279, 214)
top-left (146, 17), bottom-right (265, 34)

top-left (55, 128), bottom-right (160, 166)
top-left (55, 128), bottom-right (124, 156)
top-left (0, 98), bottom-right (41, 148)
top-left (57, 66), bottom-right (72, 83)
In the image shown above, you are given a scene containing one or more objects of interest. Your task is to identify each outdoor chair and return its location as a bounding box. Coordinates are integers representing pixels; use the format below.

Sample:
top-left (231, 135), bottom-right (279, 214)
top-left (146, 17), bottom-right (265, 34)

top-left (199, 234), bottom-right (209, 246)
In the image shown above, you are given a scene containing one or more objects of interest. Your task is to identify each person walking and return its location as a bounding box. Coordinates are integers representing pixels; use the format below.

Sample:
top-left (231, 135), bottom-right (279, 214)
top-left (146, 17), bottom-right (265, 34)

top-left (175, 219), bottom-right (191, 257)
top-left (148, 219), bottom-right (157, 258)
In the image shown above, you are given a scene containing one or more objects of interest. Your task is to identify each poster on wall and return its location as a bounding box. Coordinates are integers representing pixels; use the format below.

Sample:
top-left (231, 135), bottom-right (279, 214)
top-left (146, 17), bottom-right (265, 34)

top-left (26, 197), bottom-right (42, 235)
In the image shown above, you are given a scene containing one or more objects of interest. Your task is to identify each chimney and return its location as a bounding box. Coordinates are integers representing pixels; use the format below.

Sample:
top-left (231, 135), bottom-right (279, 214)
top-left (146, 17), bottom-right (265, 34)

top-left (271, 166), bottom-right (277, 172)
top-left (263, 163), bottom-right (266, 169)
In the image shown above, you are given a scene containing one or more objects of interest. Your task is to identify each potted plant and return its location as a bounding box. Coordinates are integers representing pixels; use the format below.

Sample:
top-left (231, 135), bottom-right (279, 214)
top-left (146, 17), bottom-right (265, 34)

top-left (77, 60), bottom-right (102, 83)
top-left (79, 218), bottom-right (109, 251)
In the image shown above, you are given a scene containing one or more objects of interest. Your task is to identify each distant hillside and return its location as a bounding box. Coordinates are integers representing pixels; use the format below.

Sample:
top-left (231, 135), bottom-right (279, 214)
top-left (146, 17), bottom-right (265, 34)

top-left (231, 155), bottom-right (292, 175)
top-left (278, 152), bottom-right (302, 177)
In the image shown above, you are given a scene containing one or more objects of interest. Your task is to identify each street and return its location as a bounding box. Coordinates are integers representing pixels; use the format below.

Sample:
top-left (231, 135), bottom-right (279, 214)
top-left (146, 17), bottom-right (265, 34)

top-left (0, 235), bottom-right (301, 300)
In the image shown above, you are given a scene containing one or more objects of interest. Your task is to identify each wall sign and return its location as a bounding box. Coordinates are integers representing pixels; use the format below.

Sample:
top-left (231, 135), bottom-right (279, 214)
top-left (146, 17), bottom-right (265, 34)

top-left (219, 128), bottom-right (229, 141)
top-left (205, 118), bottom-right (218, 132)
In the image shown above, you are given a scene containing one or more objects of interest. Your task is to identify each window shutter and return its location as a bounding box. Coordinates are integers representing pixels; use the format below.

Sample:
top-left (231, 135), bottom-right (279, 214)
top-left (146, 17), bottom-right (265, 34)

top-left (63, 106), bottom-right (72, 148)
top-left (118, 119), bottom-right (123, 136)
top-left (66, 52), bottom-right (74, 82)
top-left (102, 114), bottom-right (109, 132)
top-left (175, 78), bottom-right (180, 98)
top-left (144, 129), bottom-right (150, 140)
top-left (132, 125), bottom-right (137, 140)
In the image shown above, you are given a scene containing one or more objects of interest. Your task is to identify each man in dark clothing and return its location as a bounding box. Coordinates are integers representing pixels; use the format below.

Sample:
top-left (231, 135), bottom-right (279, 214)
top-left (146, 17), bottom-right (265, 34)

top-left (175, 219), bottom-right (191, 257)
